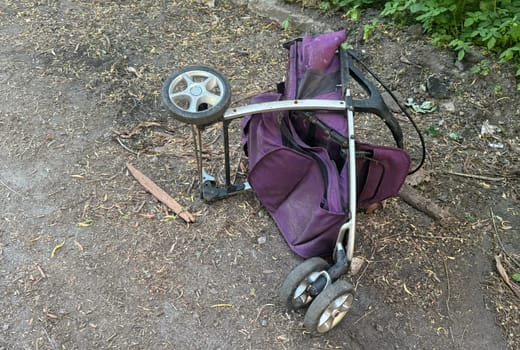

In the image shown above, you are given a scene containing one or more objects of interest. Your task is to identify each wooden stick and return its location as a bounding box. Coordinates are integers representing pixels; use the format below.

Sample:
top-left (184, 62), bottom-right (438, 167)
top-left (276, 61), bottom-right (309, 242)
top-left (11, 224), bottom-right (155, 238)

top-left (495, 255), bottom-right (520, 299)
top-left (126, 163), bottom-right (195, 223)
top-left (398, 184), bottom-right (455, 224)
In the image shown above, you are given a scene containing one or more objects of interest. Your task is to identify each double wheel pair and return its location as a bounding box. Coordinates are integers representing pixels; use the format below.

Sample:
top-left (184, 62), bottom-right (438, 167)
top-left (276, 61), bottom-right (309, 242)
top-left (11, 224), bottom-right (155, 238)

top-left (280, 258), bottom-right (355, 334)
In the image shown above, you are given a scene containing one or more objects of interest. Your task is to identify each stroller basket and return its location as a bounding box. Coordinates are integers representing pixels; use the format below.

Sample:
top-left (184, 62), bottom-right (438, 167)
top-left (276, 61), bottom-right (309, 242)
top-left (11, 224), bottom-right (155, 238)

top-left (242, 30), bottom-right (410, 259)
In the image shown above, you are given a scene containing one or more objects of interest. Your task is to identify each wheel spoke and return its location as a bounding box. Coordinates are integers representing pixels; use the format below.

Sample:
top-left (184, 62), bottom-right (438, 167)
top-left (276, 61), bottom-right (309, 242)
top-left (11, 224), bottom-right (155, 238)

top-left (187, 96), bottom-right (199, 112)
top-left (293, 283), bottom-right (311, 306)
top-left (169, 90), bottom-right (190, 100)
top-left (294, 285), bottom-right (306, 299)
top-left (338, 299), bottom-right (352, 312)
top-left (203, 76), bottom-right (218, 90)
top-left (168, 90), bottom-right (196, 112)
top-left (318, 312), bottom-right (334, 333)
top-left (181, 72), bottom-right (195, 86)
top-left (205, 92), bottom-right (222, 105)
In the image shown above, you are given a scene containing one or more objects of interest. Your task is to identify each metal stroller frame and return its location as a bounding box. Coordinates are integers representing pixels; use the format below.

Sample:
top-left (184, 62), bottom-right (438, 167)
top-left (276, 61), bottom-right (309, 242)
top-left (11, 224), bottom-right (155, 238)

top-left (161, 45), bottom-right (407, 333)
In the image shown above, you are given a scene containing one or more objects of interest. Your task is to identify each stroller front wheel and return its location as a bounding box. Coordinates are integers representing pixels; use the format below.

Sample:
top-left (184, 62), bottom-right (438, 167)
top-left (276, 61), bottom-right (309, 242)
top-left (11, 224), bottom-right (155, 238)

top-left (280, 257), bottom-right (329, 310)
top-left (161, 65), bottom-right (231, 126)
top-left (303, 280), bottom-right (355, 334)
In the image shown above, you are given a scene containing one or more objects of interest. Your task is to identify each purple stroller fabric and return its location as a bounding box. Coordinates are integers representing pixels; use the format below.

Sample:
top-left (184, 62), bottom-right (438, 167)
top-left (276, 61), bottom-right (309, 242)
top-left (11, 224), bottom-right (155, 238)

top-left (241, 30), bottom-right (410, 258)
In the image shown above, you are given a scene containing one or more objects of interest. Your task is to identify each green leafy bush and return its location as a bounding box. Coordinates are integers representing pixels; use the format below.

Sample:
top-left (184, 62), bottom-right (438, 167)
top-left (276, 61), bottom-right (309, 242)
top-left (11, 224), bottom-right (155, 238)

top-left (295, 0), bottom-right (520, 87)
top-left (319, 0), bottom-right (386, 19)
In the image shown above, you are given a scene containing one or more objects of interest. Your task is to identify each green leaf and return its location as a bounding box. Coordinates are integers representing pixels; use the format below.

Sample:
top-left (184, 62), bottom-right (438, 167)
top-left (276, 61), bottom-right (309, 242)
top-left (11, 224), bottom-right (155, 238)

top-left (457, 49), bottom-right (465, 61)
top-left (471, 65), bottom-right (481, 74)
top-left (510, 23), bottom-right (520, 40)
top-left (426, 125), bottom-right (440, 138)
top-left (464, 18), bottom-right (475, 27)
top-left (320, 2), bottom-right (331, 10)
top-left (480, 0), bottom-right (495, 12)
top-left (409, 3), bottom-right (426, 13)
top-left (512, 273), bottom-right (520, 282)
top-left (341, 42), bottom-right (353, 50)
top-left (487, 37), bottom-right (496, 49)
top-left (348, 7), bottom-right (360, 20)
top-left (281, 18), bottom-right (290, 31)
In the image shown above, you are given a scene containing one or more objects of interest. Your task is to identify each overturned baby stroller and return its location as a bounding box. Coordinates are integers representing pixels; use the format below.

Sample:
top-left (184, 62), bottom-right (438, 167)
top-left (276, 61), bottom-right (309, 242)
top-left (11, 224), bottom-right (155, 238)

top-left (161, 30), bottom-right (420, 333)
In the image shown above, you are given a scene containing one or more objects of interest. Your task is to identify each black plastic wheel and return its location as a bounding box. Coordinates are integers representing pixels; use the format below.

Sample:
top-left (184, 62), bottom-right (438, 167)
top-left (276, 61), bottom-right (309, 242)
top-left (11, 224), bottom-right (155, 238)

top-left (280, 257), bottom-right (330, 310)
top-left (161, 65), bottom-right (231, 126)
top-left (303, 280), bottom-right (355, 334)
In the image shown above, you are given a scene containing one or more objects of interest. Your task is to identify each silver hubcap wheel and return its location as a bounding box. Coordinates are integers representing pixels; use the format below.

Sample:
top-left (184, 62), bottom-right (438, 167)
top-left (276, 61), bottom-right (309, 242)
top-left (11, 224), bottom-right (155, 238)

top-left (167, 70), bottom-right (225, 113)
top-left (316, 293), bottom-right (353, 333)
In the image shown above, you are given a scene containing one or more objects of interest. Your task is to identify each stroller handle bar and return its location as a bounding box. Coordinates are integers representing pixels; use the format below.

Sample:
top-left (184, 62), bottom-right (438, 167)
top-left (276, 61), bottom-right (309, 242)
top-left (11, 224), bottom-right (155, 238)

top-left (223, 99), bottom-right (349, 121)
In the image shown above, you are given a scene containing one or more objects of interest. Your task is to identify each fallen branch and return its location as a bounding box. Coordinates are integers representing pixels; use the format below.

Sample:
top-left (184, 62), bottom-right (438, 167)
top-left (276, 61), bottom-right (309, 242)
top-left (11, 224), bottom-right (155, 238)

top-left (398, 184), bottom-right (455, 224)
top-left (126, 163), bottom-right (195, 223)
top-left (495, 255), bottom-right (520, 299)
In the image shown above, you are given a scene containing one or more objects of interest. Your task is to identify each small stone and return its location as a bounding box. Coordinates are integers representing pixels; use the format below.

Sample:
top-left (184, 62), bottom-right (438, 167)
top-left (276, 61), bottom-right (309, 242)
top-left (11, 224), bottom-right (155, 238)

top-left (407, 24), bottom-right (423, 39)
top-left (257, 236), bottom-right (266, 245)
top-left (440, 101), bottom-right (456, 113)
top-left (454, 60), bottom-right (464, 71)
top-left (350, 257), bottom-right (364, 275)
top-left (464, 48), bottom-right (485, 64)
top-left (261, 319), bottom-right (268, 327)
top-left (426, 76), bottom-right (449, 99)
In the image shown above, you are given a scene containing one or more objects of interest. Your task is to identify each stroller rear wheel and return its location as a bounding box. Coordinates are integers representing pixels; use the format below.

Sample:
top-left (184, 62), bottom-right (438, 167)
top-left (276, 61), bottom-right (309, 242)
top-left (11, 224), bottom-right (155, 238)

top-left (280, 257), bottom-right (329, 310)
top-left (303, 280), bottom-right (354, 333)
top-left (161, 65), bottom-right (231, 126)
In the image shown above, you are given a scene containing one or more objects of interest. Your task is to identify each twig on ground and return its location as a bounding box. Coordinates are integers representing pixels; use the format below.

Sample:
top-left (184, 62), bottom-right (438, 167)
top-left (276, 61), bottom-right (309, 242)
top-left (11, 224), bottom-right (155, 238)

top-left (443, 259), bottom-right (452, 316)
top-left (0, 177), bottom-right (23, 197)
top-left (495, 255), bottom-right (520, 299)
top-left (116, 137), bottom-right (138, 155)
top-left (410, 234), bottom-right (464, 241)
top-left (106, 333), bottom-right (117, 342)
top-left (126, 163), bottom-right (195, 223)
top-left (253, 304), bottom-right (275, 323)
top-left (353, 308), bottom-right (375, 325)
top-left (133, 200), bottom-right (146, 213)
top-left (447, 171), bottom-right (504, 182)
top-left (490, 207), bottom-right (520, 269)
top-left (36, 265), bottom-right (47, 279)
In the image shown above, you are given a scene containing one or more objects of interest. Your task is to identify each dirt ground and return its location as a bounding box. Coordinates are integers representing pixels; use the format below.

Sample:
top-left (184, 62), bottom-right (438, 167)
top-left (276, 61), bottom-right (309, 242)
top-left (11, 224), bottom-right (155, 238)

top-left (1, 1), bottom-right (519, 349)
